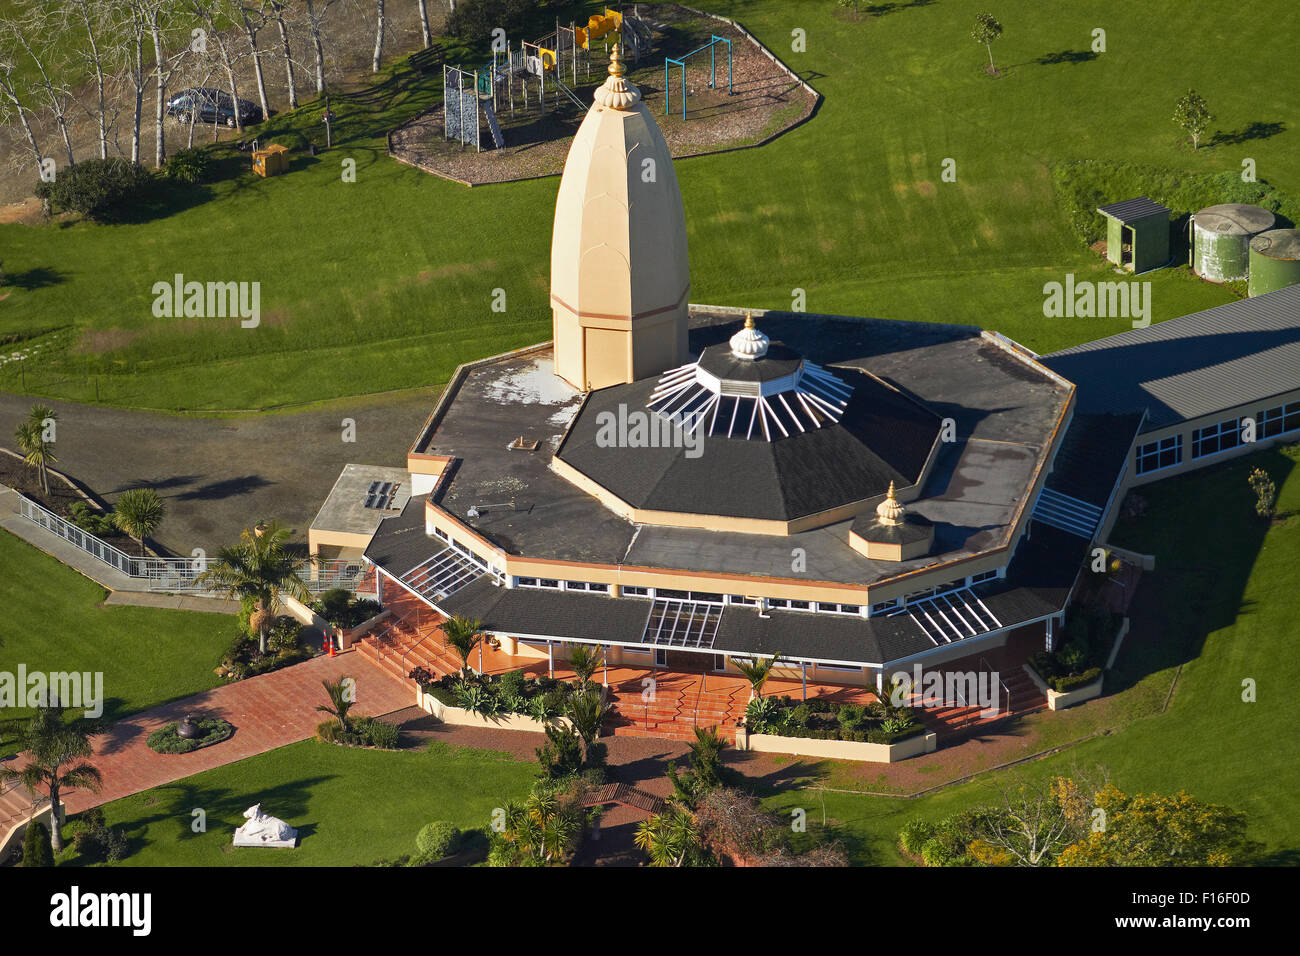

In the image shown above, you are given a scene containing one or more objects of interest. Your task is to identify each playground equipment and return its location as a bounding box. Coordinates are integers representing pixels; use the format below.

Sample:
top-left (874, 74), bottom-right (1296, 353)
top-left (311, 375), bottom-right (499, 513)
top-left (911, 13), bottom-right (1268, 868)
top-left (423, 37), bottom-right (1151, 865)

top-left (441, 8), bottom-right (652, 150)
top-left (665, 35), bottom-right (733, 120)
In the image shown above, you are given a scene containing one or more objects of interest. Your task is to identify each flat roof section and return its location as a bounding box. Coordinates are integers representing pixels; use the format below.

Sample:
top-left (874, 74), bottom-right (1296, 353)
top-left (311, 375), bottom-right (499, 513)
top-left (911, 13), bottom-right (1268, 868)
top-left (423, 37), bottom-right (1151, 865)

top-left (392, 312), bottom-right (1070, 587)
top-left (311, 463), bottom-right (411, 537)
top-left (1042, 285), bottom-right (1300, 429)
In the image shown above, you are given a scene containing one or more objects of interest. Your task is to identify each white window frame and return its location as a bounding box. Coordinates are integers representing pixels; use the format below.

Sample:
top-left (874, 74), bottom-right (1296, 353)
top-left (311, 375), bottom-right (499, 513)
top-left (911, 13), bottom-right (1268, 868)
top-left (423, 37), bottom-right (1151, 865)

top-left (1191, 417), bottom-right (1242, 460)
top-left (1135, 434), bottom-right (1183, 475)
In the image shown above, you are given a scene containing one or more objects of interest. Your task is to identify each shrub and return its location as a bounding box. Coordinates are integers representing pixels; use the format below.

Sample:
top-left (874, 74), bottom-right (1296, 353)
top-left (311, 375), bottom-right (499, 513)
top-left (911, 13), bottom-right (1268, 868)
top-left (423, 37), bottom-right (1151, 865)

top-left (35, 158), bottom-right (151, 221)
top-left (1056, 640), bottom-right (1089, 673)
top-left (146, 717), bottom-right (235, 754)
top-left (164, 147), bottom-right (211, 184)
top-left (1053, 667), bottom-right (1102, 693)
top-left (898, 818), bottom-right (937, 857)
top-left (744, 695), bottom-right (783, 734)
top-left (21, 821), bottom-right (52, 867)
top-left (356, 716), bottom-right (400, 749)
top-left (310, 589), bottom-right (382, 629)
top-left (267, 615), bottom-right (304, 653)
top-left (415, 821), bottom-right (461, 860)
top-left (447, 0), bottom-right (548, 40)
top-left (67, 500), bottom-right (116, 536)
top-left (71, 809), bottom-right (128, 863)
top-left (499, 668), bottom-right (527, 700)
top-left (787, 703), bottom-right (812, 728)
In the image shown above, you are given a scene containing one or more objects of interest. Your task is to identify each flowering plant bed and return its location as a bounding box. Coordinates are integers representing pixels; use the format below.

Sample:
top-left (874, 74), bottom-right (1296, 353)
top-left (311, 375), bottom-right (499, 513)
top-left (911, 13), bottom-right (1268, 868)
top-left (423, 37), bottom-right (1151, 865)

top-left (147, 717), bottom-right (234, 754)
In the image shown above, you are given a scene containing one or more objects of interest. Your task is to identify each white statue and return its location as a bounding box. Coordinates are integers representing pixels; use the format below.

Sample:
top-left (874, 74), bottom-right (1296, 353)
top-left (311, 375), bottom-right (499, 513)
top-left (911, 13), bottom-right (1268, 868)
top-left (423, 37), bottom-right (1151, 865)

top-left (232, 803), bottom-right (298, 848)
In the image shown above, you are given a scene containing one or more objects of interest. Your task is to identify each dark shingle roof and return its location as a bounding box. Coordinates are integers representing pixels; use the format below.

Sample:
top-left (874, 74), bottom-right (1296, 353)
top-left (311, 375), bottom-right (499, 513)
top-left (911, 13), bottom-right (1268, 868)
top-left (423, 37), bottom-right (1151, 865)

top-left (1042, 285), bottom-right (1300, 429)
top-left (362, 494), bottom-right (434, 579)
top-left (1097, 196), bottom-right (1171, 223)
top-left (555, 367), bottom-right (941, 522)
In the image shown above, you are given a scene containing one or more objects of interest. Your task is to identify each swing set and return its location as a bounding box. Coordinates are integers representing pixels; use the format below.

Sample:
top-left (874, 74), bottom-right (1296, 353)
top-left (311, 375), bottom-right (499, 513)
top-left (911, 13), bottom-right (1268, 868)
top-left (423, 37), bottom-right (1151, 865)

top-left (664, 35), bottom-right (733, 120)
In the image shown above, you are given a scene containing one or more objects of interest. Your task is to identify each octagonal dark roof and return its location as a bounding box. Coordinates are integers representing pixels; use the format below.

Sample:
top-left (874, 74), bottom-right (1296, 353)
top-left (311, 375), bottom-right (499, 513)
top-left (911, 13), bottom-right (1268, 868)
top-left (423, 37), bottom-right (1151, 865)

top-left (555, 365), bottom-right (942, 523)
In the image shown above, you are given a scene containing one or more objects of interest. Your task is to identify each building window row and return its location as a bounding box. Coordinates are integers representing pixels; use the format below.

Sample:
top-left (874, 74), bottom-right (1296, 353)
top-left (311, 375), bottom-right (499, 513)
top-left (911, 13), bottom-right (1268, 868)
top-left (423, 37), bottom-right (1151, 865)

top-left (1258, 400), bottom-right (1300, 440)
top-left (1135, 434), bottom-right (1183, 475)
top-left (1191, 417), bottom-right (1242, 460)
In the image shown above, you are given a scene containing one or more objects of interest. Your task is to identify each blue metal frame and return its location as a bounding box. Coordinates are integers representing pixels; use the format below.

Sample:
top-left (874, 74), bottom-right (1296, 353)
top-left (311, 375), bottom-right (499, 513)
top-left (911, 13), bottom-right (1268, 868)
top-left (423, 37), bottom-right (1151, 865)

top-left (664, 34), bottom-right (733, 120)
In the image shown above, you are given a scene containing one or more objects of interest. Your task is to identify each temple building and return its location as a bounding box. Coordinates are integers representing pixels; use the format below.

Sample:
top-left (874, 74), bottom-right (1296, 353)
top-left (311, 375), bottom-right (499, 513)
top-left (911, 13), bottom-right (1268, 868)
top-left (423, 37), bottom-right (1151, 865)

top-left (310, 49), bottom-right (1300, 729)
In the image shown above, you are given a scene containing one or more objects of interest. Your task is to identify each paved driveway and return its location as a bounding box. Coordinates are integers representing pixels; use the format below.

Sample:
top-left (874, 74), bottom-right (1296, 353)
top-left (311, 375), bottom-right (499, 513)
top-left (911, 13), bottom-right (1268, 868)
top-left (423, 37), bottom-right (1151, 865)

top-left (0, 389), bottom-right (438, 554)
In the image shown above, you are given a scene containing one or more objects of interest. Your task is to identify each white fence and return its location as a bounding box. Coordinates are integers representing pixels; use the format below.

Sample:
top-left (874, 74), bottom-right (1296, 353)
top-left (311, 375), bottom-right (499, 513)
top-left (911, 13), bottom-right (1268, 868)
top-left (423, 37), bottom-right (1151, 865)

top-left (15, 494), bottom-right (367, 594)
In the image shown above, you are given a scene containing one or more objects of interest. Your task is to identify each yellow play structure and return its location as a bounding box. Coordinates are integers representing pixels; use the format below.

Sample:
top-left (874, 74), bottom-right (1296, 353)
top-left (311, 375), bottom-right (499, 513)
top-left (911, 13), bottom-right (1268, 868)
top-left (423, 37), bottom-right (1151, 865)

top-left (575, 9), bottom-right (622, 50)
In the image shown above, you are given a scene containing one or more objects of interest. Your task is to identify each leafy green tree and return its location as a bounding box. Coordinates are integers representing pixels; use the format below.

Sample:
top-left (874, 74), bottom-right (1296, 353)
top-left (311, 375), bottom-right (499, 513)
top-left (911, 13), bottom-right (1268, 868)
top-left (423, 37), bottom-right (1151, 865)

top-left (112, 487), bottom-right (166, 556)
top-left (566, 644), bottom-right (601, 686)
top-left (733, 653), bottom-right (782, 700)
top-left (1058, 785), bottom-right (1253, 866)
top-left (535, 720), bottom-right (583, 779)
top-left (1248, 467), bottom-right (1277, 519)
top-left (972, 13), bottom-right (1003, 73)
top-left (14, 403), bottom-right (58, 496)
top-left (1173, 89), bottom-right (1213, 150)
top-left (491, 786), bottom-right (585, 865)
top-left (441, 615), bottom-right (482, 676)
top-left (564, 686), bottom-right (612, 765)
top-left (195, 520), bottom-right (310, 654)
top-left (666, 725), bottom-right (729, 807)
top-left (316, 676), bottom-right (355, 734)
top-left (21, 820), bottom-right (53, 867)
top-left (634, 805), bottom-right (703, 867)
top-left (0, 702), bottom-right (103, 855)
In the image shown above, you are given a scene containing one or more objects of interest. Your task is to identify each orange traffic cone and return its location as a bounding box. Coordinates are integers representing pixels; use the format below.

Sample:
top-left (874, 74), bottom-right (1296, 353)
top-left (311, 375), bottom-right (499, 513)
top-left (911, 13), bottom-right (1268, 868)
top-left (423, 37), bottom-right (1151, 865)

top-left (326, 633), bottom-right (336, 657)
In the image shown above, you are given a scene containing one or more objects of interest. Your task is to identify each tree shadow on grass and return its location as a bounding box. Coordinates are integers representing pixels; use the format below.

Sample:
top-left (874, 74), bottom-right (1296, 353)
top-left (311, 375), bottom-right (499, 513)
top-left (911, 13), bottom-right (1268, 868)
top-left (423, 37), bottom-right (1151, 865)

top-left (1209, 121), bottom-right (1285, 146)
top-left (863, 0), bottom-right (935, 17)
top-left (1035, 50), bottom-right (1099, 66)
top-left (0, 267), bottom-right (66, 291)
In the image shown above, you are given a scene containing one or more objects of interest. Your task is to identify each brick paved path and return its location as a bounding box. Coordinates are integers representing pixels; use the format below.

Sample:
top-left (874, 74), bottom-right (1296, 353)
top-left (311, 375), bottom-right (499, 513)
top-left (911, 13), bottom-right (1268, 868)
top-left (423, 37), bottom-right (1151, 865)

top-left (1, 651), bottom-right (412, 838)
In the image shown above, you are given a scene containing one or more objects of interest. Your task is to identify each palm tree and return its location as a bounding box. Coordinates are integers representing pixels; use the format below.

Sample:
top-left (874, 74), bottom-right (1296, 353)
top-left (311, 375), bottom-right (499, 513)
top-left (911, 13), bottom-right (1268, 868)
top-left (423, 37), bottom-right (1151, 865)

top-left (500, 790), bottom-right (580, 864)
top-left (566, 644), bottom-right (601, 686)
top-left (634, 806), bottom-right (700, 867)
top-left (112, 487), bottom-right (166, 556)
top-left (195, 520), bottom-right (311, 654)
top-left (733, 653), bottom-right (783, 700)
top-left (14, 404), bottom-right (58, 496)
top-left (0, 702), bottom-right (102, 855)
top-left (441, 615), bottom-right (482, 676)
top-left (565, 686), bottom-right (612, 760)
top-left (316, 677), bottom-right (355, 733)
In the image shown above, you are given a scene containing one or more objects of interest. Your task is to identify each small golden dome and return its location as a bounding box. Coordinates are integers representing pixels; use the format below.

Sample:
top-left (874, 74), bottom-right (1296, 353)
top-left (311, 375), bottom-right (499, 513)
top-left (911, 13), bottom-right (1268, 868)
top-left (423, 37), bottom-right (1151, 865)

top-left (876, 481), bottom-right (905, 526)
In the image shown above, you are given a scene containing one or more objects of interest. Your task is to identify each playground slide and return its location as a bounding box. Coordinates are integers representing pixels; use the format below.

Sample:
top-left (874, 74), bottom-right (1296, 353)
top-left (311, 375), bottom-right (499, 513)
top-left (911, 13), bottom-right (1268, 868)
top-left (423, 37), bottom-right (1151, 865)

top-left (481, 98), bottom-right (505, 149)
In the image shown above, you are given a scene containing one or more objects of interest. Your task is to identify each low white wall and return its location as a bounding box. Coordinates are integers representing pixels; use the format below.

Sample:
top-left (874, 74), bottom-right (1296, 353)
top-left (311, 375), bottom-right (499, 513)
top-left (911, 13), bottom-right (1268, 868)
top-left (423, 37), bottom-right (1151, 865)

top-left (1022, 663), bottom-right (1104, 711)
top-left (0, 803), bottom-right (55, 865)
top-left (734, 726), bottom-right (937, 763)
top-left (415, 686), bottom-right (573, 734)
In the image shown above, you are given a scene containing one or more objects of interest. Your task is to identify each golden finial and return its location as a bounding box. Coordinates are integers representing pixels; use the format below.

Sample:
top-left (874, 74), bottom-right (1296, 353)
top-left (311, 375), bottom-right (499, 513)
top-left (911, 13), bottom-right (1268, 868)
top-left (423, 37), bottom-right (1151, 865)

top-left (744, 313), bottom-right (755, 329)
top-left (609, 44), bottom-right (626, 78)
top-left (887, 480), bottom-right (897, 500)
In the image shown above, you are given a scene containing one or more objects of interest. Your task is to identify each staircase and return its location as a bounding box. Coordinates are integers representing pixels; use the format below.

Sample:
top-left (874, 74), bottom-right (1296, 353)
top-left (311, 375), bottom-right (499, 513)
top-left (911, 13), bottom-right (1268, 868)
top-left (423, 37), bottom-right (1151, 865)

top-left (604, 673), bottom-right (748, 742)
top-left (355, 615), bottom-right (462, 686)
top-left (907, 659), bottom-right (1048, 742)
top-left (0, 776), bottom-right (48, 861)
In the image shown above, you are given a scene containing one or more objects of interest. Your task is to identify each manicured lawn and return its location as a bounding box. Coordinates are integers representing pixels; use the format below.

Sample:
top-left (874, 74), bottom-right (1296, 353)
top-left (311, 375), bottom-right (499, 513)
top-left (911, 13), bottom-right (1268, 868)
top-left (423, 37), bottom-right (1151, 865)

top-left (762, 442), bottom-right (1300, 865)
top-left (0, 530), bottom-right (233, 757)
top-left (63, 739), bottom-right (537, 867)
top-left (5, 0), bottom-right (1291, 411)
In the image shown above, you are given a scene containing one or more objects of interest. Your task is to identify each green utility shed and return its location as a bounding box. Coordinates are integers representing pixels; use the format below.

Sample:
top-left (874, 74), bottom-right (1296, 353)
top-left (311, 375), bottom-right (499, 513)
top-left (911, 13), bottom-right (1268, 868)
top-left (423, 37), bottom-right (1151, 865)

top-left (1097, 197), bottom-right (1172, 274)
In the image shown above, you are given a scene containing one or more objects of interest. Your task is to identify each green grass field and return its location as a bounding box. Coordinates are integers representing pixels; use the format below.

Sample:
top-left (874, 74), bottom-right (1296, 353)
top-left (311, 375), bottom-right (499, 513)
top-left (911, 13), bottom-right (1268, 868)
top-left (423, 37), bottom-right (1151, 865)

top-left (58, 739), bottom-right (537, 866)
top-left (762, 441), bottom-right (1300, 865)
top-left (3, 0), bottom-right (1294, 411)
top-left (0, 530), bottom-right (233, 757)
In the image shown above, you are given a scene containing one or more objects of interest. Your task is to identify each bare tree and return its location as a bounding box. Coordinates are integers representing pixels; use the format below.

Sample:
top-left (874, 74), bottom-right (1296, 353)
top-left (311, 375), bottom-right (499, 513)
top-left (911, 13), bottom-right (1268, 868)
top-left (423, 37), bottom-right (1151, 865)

top-left (416, 0), bottom-right (431, 49)
top-left (72, 0), bottom-right (115, 159)
top-left (119, 0), bottom-right (150, 163)
top-left (239, 3), bottom-right (271, 123)
top-left (303, 0), bottom-right (342, 96)
top-left (372, 0), bottom-right (386, 72)
top-left (140, 0), bottom-right (187, 166)
top-left (186, 1), bottom-right (245, 133)
top-left (0, 57), bottom-right (45, 175)
top-left (265, 1), bottom-right (297, 109)
top-left (8, 5), bottom-right (78, 168)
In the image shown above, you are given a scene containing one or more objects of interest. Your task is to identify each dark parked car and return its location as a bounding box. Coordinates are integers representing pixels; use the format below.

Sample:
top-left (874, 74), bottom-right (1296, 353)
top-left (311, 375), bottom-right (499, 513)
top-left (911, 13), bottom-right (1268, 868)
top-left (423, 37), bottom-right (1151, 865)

top-left (166, 87), bottom-right (263, 127)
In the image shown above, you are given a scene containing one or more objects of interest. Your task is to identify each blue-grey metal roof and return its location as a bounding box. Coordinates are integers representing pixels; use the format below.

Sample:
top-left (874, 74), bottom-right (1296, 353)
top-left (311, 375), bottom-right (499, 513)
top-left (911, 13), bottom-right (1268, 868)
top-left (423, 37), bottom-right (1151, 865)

top-left (1042, 285), bottom-right (1300, 429)
top-left (1097, 196), bottom-right (1171, 223)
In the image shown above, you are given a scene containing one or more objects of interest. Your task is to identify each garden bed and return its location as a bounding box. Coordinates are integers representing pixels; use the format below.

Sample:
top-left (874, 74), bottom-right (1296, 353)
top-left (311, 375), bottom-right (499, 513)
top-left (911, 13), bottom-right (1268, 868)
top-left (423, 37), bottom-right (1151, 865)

top-left (146, 717), bottom-right (234, 754)
top-left (741, 694), bottom-right (926, 745)
top-left (388, 4), bottom-right (818, 186)
top-left (0, 451), bottom-right (141, 553)
top-left (411, 667), bottom-right (593, 725)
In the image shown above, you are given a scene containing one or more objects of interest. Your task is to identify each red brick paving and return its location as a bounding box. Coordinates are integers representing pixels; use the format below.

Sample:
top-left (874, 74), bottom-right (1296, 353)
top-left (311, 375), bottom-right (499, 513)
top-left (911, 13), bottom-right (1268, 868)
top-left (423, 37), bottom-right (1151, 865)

top-left (2, 650), bottom-right (413, 832)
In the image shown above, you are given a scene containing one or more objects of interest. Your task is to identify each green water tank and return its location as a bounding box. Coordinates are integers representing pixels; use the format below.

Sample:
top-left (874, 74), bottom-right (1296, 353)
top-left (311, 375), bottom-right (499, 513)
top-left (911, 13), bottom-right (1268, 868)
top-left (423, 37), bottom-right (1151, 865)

top-left (1192, 204), bottom-right (1275, 282)
top-left (1248, 229), bottom-right (1300, 297)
